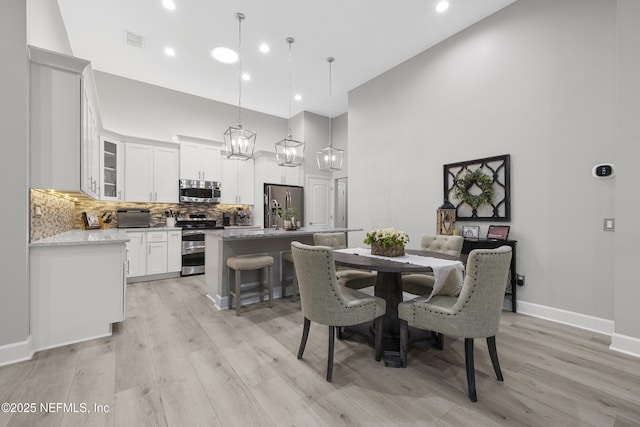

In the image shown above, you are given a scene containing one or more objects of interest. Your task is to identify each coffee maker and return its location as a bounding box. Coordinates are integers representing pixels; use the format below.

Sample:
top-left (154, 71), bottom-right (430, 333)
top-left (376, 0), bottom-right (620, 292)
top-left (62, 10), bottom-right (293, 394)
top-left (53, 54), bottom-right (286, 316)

top-left (235, 208), bottom-right (252, 226)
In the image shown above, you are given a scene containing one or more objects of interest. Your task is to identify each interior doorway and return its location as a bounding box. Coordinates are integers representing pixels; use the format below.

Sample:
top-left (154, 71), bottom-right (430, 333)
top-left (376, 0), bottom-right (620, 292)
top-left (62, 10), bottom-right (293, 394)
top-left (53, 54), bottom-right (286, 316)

top-left (335, 177), bottom-right (347, 228)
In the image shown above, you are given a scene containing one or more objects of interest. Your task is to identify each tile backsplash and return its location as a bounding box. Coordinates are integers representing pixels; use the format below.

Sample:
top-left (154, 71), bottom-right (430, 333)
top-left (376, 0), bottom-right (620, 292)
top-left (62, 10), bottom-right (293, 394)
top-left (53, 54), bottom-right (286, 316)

top-left (30, 190), bottom-right (75, 242)
top-left (30, 190), bottom-right (250, 241)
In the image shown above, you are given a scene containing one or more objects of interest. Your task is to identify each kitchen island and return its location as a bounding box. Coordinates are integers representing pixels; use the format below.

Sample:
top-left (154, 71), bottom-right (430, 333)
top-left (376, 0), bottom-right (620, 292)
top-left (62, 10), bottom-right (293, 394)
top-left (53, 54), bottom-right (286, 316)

top-left (29, 229), bottom-right (129, 351)
top-left (205, 227), bottom-right (361, 309)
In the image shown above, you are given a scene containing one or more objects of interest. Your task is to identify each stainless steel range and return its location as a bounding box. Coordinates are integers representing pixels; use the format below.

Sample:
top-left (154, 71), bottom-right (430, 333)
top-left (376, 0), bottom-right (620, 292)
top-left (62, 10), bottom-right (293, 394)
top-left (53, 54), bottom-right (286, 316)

top-left (177, 214), bottom-right (223, 276)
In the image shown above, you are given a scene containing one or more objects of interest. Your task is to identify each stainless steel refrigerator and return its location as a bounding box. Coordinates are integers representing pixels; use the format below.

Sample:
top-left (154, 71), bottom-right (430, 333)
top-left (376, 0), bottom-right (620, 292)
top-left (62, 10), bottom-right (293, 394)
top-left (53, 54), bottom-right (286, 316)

top-left (264, 184), bottom-right (304, 229)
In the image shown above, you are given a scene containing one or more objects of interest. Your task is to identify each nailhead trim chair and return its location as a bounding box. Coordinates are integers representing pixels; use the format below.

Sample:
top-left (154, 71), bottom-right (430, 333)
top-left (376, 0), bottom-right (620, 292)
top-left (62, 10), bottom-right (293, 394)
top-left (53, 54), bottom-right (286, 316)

top-left (227, 254), bottom-right (274, 316)
top-left (313, 232), bottom-right (377, 290)
top-left (402, 234), bottom-right (464, 296)
top-left (398, 246), bottom-right (512, 402)
top-left (291, 241), bottom-right (386, 382)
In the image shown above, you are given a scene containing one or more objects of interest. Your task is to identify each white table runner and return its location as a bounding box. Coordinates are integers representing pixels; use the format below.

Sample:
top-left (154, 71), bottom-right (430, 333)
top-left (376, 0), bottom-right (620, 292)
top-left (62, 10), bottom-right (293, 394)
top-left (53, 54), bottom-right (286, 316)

top-left (334, 247), bottom-right (465, 300)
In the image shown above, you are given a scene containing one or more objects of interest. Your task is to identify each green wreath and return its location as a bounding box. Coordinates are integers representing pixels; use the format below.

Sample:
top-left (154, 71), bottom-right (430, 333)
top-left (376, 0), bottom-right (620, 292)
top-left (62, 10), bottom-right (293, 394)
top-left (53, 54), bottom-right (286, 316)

top-left (453, 169), bottom-right (494, 210)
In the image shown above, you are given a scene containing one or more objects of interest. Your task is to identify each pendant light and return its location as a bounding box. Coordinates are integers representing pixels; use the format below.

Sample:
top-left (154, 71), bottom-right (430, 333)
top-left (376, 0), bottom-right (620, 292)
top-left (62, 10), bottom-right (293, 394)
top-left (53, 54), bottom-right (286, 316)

top-left (223, 12), bottom-right (256, 160)
top-left (275, 37), bottom-right (305, 167)
top-left (316, 57), bottom-right (344, 172)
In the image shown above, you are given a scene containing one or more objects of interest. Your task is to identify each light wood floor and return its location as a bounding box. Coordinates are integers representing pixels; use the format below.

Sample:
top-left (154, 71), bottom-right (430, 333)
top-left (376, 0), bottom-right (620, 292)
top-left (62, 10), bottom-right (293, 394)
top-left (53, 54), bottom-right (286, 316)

top-left (1, 276), bottom-right (639, 427)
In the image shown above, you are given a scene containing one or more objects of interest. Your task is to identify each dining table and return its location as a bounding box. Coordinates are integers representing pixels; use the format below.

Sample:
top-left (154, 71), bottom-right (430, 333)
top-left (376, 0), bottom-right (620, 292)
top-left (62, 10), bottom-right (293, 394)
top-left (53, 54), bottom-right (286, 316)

top-left (332, 248), bottom-right (461, 366)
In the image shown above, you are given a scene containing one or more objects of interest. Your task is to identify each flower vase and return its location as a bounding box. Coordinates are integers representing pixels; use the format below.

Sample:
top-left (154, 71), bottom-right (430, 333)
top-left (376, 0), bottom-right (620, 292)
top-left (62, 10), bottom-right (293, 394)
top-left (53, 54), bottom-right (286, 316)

top-left (371, 242), bottom-right (405, 257)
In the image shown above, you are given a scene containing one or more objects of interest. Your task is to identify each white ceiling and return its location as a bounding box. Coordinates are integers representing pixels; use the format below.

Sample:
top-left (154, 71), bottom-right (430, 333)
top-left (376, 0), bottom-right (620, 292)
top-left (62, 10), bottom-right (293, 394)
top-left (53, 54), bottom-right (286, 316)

top-left (57, 0), bottom-right (516, 119)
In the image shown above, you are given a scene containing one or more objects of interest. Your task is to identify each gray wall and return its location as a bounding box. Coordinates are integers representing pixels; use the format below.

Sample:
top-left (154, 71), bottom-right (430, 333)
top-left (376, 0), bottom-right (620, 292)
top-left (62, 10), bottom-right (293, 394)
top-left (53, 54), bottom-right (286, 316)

top-left (349, 0), bottom-right (617, 320)
top-left (0, 0), bottom-right (29, 347)
top-left (94, 71), bottom-right (288, 147)
top-left (614, 0), bottom-right (640, 339)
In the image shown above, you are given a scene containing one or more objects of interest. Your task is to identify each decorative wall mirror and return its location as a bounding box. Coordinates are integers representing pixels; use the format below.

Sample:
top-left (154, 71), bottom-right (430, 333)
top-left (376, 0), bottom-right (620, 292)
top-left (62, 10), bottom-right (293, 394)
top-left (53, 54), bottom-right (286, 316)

top-left (443, 154), bottom-right (511, 222)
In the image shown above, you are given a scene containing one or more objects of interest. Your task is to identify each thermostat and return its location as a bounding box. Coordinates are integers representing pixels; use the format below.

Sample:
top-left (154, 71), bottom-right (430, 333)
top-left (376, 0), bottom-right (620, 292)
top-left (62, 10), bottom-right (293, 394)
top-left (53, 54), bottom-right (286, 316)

top-left (592, 163), bottom-right (615, 179)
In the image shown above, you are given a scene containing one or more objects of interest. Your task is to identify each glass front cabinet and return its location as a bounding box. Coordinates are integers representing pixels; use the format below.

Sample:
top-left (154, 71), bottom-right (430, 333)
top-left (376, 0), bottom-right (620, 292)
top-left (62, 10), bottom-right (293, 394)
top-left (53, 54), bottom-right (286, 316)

top-left (100, 135), bottom-right (124, 201)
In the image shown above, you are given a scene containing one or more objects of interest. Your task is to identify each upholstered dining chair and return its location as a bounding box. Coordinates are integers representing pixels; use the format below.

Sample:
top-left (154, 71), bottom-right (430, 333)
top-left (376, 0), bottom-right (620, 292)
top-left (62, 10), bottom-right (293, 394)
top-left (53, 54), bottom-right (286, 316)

top-left (313, 232), bottom-right (377, 290)
top-left (398, 246), bottom-right (512, 402)
top-left (291, 241), bottom-right (386, 382)
top-left (402, 234), bottom-right (464, 296)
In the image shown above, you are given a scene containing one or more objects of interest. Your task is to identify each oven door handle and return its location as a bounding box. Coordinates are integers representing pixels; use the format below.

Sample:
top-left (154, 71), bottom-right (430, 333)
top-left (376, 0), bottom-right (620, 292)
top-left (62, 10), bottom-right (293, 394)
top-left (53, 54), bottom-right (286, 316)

top-left (182, 229), bottom-right (206, 236)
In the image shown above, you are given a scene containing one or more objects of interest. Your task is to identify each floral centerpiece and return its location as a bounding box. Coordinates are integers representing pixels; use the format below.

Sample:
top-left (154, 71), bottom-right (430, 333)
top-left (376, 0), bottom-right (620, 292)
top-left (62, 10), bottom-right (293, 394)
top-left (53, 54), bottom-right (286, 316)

top-left (363, 228), bottom-right (409, 257)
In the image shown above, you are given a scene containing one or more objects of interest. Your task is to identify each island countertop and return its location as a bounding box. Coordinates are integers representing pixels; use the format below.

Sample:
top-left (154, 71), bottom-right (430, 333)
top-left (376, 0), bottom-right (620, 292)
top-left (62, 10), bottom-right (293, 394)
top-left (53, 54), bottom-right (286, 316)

top-left (205, 227), bottom-right (362, 240)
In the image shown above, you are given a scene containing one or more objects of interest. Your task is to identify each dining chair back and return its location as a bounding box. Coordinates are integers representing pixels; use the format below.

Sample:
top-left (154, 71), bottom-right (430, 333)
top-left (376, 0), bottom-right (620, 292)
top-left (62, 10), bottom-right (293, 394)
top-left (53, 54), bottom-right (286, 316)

top-left (402, 234), bottom-right (464, 296)
top-left (291, 241), bottom-right (386, 381)
top-left (313, 232), bottom-right (377, 290)
top-left (398, 246), bottom-right (512, 401)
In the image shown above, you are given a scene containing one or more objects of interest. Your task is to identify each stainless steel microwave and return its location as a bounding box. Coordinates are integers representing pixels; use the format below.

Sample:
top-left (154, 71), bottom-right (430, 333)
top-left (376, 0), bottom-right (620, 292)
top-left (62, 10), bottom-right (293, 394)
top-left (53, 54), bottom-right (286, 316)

top-left (179, 179), bottom-right (221, 204)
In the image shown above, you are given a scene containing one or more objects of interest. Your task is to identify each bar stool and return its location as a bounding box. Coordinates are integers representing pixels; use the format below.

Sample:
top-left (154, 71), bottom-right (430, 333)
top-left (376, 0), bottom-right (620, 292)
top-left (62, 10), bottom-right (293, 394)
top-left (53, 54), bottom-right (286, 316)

top-left (281, 251), bottom-right (299, 301)
top-left (227, 254), bottom-right (274, 316)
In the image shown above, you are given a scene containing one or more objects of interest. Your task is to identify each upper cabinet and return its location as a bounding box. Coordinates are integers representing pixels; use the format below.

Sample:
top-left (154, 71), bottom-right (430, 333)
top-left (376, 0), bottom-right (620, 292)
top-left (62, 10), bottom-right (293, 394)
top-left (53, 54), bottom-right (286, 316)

top-left (29, 46), bottom-right (89, 192)
top-left (176, 135), bottom-right (222, 181)
top-left (125, 141), bottom-right (179, 203)
top-left (254, 152), bottom-right (304, 187)
top-left (100, 135), bottom-right (124, 201)
top-left (221, 156), bottom-right (255, 205)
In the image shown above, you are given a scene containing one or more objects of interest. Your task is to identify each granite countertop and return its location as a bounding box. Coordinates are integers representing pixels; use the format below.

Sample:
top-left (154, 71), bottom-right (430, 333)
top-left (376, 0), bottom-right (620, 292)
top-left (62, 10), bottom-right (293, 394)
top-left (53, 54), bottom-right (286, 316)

top-left (30, 229), bottom-right (131, 247)
top-left (206, 227), bottom-right (362, 240)
top-left (119, 226), bottom-right (183, 232)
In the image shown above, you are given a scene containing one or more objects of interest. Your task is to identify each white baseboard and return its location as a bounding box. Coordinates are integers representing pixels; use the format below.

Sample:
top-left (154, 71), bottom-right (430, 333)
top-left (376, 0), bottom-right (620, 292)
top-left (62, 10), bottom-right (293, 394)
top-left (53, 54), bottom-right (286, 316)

top-left (517, 300), bottom-right (615, 336)
top-left (0, 336), bottom-right (34, 367)
top-left (610, 333), bottom-right (640, 358)
top-left (518, 300), bottom-right (640, 358)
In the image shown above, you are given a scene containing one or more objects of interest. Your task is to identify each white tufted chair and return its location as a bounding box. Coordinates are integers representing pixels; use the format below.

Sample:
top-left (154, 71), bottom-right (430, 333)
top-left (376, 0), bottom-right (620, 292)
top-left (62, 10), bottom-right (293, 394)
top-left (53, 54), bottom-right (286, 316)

top-left (313, 232), bottom-right (377, 290)
top-left (399, 246), bottom-right (512, 402)
top-left (402, 234), bottom-right (464, 296)
top-left (291, 242), bottom-right (386, 382)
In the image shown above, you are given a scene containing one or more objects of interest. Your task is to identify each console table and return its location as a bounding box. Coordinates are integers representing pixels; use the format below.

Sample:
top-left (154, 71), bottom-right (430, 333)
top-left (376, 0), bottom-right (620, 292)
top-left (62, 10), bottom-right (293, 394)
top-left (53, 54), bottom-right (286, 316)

top-left (462, 239), bottom-right (518, 312)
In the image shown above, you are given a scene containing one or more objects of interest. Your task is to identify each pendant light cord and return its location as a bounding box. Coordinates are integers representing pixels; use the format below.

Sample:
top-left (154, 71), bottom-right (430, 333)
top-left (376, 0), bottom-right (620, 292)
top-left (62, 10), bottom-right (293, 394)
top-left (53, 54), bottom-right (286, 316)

top-left (328, 57), bottom-right (334, 148)
top-left (287, 38), bottom-right (293, 137)
top-left (237, 13), bottom-right (244, 126)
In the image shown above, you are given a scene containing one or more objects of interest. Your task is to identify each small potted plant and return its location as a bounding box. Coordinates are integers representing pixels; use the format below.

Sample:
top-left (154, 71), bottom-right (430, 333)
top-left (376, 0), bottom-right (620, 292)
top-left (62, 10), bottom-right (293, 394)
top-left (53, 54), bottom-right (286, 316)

top-left (277, 207), bottom-right (299, 230)
top-left (363, 228), bottom-right (409, 257)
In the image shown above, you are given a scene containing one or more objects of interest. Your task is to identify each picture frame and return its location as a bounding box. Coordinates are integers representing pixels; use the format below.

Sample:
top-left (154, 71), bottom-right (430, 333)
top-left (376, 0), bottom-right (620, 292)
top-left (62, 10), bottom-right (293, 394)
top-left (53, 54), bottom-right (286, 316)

top-left (487, 225), bottom-right (510, 241)
top-left (462, 225), bottom-right (480, 239)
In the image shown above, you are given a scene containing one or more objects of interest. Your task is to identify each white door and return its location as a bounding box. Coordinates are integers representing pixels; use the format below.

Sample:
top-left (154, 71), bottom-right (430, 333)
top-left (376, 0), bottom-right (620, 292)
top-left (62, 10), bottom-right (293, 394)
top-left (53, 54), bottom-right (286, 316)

top-left (307, 176), bottom-right (331, 228)
top-left (336, 179), bottom-right (347, 228)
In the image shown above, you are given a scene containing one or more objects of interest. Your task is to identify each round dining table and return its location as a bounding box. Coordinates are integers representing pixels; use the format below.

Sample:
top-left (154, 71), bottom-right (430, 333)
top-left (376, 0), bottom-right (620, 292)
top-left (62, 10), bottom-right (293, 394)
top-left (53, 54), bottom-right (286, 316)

top-left (332, 249), bottom-right (460, 366)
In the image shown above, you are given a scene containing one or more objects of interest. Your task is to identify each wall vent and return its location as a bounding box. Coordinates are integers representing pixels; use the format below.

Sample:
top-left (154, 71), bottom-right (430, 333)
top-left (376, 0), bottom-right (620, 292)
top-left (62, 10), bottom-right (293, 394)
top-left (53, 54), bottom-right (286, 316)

top-left (125, 31), bottom-right (145, 49)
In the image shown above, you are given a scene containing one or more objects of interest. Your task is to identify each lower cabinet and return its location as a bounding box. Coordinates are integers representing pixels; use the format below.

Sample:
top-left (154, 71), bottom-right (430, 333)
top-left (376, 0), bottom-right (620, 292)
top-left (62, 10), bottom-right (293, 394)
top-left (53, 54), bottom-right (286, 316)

top-left (126, 229), bottom-right (181, 280)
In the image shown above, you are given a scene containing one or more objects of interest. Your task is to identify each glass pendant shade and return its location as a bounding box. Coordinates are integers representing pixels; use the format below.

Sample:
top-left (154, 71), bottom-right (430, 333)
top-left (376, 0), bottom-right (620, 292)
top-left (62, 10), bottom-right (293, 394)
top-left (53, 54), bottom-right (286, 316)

top-left (316, 146), bottom-right (344, 172)
top-left (224, 12), bottom-right (256, 160)
top-left (224, 124), bottom-right (256, 160)
top-left (276, 37), bottom-right (304, 167)
top-left (275, 136), bottom-right (304, 167)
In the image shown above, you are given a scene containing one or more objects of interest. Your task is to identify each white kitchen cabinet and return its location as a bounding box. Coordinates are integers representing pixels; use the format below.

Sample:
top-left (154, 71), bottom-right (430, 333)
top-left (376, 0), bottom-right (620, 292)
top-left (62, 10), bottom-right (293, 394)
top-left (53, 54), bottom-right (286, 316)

top-left (255, 153), bottom-right (303, 187)
top-left (100, 135), bottom-right (124, 201)
top-left (126, 232), bottom-right (147, 277)
top-left (146, 231), bottom-right (168, 275)
top-left (221, 156), bottom-right (255, 204)
top-left (168, 230), bottom-right (182, 272)
top-left (30, 242), bottom-right (127, 350)
top-left (29, 46), bottom-right (89, 192)
top-left (180, 141), bottom-right (222, 181)
top-left (81, 90), bottom-right (101, 199)
top-left (125, 142), bottom-right (179, 203)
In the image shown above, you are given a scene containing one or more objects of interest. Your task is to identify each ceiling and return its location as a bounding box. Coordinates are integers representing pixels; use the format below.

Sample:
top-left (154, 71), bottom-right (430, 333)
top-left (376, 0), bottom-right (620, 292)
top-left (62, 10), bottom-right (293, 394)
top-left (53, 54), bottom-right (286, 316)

top-left (57, 0), bottom-right (517, 119)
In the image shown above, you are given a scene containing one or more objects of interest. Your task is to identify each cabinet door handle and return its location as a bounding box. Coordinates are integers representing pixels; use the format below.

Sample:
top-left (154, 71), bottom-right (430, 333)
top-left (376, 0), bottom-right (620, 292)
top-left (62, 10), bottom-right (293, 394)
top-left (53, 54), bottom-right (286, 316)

top-left (118, 190), bottom-right (122, 200)
top-left (150, 192), bottom-right (153, 201)
top-left (127, 260), bottom-right (130, 274)
top-left (154, 192), bottom-right (158, 201)
top-left (149, 245), bottom-right (151, 255)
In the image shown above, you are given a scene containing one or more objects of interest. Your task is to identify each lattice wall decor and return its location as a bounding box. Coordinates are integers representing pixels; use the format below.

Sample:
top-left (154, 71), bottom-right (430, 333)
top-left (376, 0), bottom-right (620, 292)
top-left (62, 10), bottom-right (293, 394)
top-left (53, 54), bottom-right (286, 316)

top-left (443, 154), bottom-right (511, 221)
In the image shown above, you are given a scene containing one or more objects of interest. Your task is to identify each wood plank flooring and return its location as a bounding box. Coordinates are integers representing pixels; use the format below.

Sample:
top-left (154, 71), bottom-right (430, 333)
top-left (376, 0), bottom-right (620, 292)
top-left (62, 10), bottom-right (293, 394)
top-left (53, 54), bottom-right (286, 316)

top-left (1, 275), bottom-right (639, 426)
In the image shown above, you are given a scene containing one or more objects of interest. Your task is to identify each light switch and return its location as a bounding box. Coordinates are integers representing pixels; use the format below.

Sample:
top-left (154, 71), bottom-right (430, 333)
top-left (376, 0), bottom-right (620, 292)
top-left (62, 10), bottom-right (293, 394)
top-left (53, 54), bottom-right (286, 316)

top-left (35, 205), bottom-right (42, 218)
top-left (603, 218), bottom-right (615, 231)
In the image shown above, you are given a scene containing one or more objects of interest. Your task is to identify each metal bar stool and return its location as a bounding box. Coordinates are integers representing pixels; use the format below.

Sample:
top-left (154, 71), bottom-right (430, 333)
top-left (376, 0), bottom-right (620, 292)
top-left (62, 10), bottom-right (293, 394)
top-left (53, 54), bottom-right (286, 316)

top-left (227, 254), bottom-right (274, 316)
top-left (280, 251), bottom-right (299, 301)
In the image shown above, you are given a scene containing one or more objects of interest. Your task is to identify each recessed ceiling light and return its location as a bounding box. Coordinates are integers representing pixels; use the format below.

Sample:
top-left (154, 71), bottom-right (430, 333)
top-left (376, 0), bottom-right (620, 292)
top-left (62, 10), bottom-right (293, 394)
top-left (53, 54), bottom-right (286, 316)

top-left (162, 0), bottom-right (176, 10)
top-left (164, 47), bottom-right (176, 57)
top-left (294, 94), bottom-right (302, 101)
top-left (242, 73), bottom-right (251, 81)
top-left (436, 1), bottom-right (449, 13)
top-left (211, 47), bottom-right (238, 64)
top-left (259, 43), bottom-right (270, 53)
